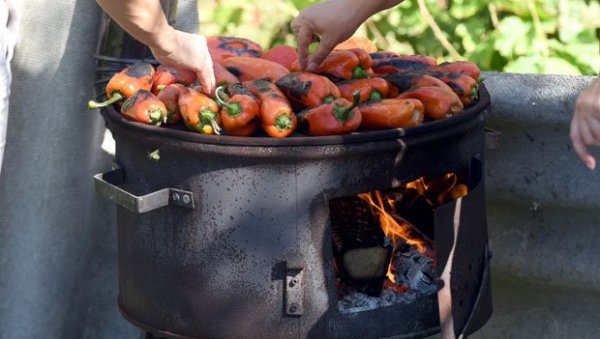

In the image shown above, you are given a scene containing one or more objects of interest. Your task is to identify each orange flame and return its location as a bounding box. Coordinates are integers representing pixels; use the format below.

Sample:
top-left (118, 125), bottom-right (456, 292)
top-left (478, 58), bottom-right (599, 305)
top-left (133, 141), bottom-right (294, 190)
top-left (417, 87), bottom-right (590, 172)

top-left (357, 173), bottom-right (465, 284)
top-left (358, 191), bottom-right (426, 283)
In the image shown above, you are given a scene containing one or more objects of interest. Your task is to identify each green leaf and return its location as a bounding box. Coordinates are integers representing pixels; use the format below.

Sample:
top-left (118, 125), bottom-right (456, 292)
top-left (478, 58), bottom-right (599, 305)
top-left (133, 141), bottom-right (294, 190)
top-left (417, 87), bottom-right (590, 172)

top-left (505, 55), bottom-right (581, 75)
top-left (494, 16), bottom-right (534, 58)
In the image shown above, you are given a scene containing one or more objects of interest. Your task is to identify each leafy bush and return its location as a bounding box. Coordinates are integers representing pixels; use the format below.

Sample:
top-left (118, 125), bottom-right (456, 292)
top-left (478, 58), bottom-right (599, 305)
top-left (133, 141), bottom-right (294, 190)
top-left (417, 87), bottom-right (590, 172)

top-left (198, 0), bottom-right (599, 75)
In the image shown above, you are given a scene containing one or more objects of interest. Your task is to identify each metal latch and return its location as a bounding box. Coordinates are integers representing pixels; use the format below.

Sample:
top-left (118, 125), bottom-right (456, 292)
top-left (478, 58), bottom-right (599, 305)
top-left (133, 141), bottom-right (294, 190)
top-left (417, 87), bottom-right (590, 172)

top-left (285, 254), bottom-right (304, 316)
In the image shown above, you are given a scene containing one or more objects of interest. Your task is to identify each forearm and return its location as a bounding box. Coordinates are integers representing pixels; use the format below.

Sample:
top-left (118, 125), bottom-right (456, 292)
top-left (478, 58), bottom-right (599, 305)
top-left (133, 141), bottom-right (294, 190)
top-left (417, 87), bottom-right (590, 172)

top-left (345, 0), bottom-right (406, 24)
top-left (95, 0), bottom-right (175, 56)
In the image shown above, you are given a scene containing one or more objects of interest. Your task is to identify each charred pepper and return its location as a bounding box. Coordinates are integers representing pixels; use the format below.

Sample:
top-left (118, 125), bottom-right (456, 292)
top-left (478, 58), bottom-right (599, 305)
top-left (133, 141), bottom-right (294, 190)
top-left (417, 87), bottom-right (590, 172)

top-left (298, 92), bottom-right (362, 136)
top-left (275, 72), bottom-right (341, 109)
top-left (336, 77), bottom-right (390, 103)
top-left (243, 79), bottom-right (297, 138)
top-left (315, 48), bottom-right (374, 82)
top-left (151, 65), bottom-right (196, 95)
top-left (120, 89), bottom-right (167, 126)
top-left (207, 36), bottom-right (263, 62)
top-left (398, 86), bottom-right (463, 120)
top-left (178, 88), bottom-right (222, 134)
top-left (214, 86), bottom-right (259, 137)
top-left (222, 57), bottom-right (290, 83)
top-left (261, 45), bottom-right (299, 72)
top-left (358, 98), bottom-right (424, 129)
top-left (88, 62), bottom-right (155, 109)
top-left (156, 83), bottom-right (187, 124)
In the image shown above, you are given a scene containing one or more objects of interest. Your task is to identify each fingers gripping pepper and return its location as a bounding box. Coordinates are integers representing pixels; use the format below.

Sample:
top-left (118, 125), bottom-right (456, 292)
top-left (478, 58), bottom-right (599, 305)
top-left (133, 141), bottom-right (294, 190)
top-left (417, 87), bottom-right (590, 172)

top-left (358, 98), bottom-right (424, 129)
top-left (398, 86), bottom-right (463, 120)
top-left (315, 49), bottom-right (373, 82)
top-left (298, 91), bottom-right (362, 136)
top-left (151, 65), bottom-right (196, 95)
top-left (243, 79), bottom-right (297, 138)
top-left (156, 83), bottom-right (187, 124)
top-left (214, 86), bottom-right (259, 137)
top-left (221, 57), bottom-right (290, 83)
top-left (336, 77), bottom-right (390, 103)
top-left (120, 90), bottom-right (167, 126)
top-left (275, 72), bottom-right (341, 109)
top-left (178, 88), bottom-right (222, 135)
top-left (88, 62), bottom-right (155, 109)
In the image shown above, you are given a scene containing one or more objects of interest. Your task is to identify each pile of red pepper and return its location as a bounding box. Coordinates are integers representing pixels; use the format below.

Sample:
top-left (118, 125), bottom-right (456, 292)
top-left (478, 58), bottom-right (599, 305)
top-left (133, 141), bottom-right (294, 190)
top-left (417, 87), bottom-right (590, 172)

top-left (88, 36), bottom-right (482, 137)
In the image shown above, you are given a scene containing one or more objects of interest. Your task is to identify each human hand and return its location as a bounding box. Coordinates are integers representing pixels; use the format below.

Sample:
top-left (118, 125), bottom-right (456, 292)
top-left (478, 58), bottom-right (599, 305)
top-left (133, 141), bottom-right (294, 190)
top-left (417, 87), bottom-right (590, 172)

top-left (570, 77), bottom-right (600, 170)
top-left (291, 0), bottom-right (365, 72)
top-left (151, 29), bottom-right (216, 94)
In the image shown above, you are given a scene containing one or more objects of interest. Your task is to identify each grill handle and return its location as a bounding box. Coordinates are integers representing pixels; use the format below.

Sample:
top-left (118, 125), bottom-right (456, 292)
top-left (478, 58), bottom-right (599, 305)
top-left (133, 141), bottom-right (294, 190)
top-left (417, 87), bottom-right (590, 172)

top-left (93, 168), bottom-right (195, 213)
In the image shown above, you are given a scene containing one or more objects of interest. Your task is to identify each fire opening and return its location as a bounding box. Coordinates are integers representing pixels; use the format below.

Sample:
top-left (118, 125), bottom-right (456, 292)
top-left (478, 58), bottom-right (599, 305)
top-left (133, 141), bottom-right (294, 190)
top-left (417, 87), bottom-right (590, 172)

top-left (329, 171), bottom-right (469, 314)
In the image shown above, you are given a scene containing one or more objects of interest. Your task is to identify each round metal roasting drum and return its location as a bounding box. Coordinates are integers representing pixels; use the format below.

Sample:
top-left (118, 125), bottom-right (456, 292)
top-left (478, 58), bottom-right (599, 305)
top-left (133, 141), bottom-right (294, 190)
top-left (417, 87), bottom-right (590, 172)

top-left (95, 85), bottom-right (492, 339)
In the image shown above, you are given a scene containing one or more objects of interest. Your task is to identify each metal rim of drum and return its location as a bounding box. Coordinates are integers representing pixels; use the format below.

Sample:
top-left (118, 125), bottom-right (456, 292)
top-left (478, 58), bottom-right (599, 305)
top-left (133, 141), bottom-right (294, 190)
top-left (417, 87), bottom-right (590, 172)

top-left (101, 84), bottom-right (490, 147)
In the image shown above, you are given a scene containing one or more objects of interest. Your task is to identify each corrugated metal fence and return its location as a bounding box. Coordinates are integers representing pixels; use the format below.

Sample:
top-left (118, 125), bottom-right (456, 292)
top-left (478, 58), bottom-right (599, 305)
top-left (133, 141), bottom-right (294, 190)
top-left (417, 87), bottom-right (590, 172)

top-left (472, 73), bottom-right (600, 339)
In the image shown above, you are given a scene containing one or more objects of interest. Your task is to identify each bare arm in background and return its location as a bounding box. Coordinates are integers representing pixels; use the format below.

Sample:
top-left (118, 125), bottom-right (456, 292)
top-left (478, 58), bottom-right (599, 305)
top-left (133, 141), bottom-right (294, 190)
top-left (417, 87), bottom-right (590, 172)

top-left (570, 77), bottom-right (600, 170)
top-left (95, 0), bottom-right (215, 94)
top-left (291, 0), bottom-right (405, 71)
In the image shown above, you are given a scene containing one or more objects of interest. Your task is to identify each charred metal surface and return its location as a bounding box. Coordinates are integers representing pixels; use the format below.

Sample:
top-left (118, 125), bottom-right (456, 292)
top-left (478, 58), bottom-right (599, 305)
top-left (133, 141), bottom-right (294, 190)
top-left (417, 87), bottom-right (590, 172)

top-left (99, 86), bottom-right (491, 338)
top-left (435, 158), bottom-right (492, 338)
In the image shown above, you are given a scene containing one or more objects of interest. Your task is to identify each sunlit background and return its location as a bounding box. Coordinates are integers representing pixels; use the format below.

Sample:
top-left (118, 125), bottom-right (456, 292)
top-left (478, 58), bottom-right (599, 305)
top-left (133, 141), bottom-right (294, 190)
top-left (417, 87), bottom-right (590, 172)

top-left (198, 0), bottom-right (599, 75)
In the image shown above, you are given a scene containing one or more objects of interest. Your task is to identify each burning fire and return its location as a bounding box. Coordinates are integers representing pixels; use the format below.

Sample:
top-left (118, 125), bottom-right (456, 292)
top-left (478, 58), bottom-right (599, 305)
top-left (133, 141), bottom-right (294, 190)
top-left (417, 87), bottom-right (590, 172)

top-left (357, 173), bottom-right (466, 284)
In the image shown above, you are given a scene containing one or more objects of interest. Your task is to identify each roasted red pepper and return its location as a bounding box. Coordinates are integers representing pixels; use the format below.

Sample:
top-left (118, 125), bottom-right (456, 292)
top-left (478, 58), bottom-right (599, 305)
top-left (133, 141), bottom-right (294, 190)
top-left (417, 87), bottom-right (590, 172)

top-left (358, 98), bottom-right (424, 129)
top-left (261, 45), bottom-right (299, 72)
top-left (336, 77), bottom-right (390, 103)
top-left (156, 83), bottom-right (187, 124)
top-left (371, 55), bottom-right (436, 76)
top-left (88, 62), bottom-right (155, 109)
top-left (151, 65), bottom-right (196, 95)
top-left (384, 73), bottom-right (454, 94)
top-left (213, 61), bottom-right (240, 87)
top-left (298, 92), bottom-right (362, 136)
top-left (315, 49), bottom-right (373, 81)
top-left (421, 71), bottom-right (479, 106)
top-left (178, 88), bottom-right (222, 134)
top-left (435, 61), bottom-right (481, 81)
top-left (398, 86), bottom-right (463, 120)
top-left (369, 51), bottom-right (399, 60)
top-left (214, 86), bottom-right (259, 137)
top-left (207, 36), bottom-right (263, 62)
top-left (243, 80), bottom-right (297, 138)
top-left (221, 57), bottom-right (290, 83)
top-left (275, 72), bottom-right (341, 109)
top-left (120, 89), bottom-right (167, 126)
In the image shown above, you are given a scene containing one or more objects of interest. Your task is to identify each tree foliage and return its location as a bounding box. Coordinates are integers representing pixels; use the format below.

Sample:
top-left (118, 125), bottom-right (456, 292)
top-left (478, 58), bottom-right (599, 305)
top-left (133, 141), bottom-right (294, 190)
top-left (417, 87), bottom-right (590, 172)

top-left (199, 0), bottom-right (599, 75)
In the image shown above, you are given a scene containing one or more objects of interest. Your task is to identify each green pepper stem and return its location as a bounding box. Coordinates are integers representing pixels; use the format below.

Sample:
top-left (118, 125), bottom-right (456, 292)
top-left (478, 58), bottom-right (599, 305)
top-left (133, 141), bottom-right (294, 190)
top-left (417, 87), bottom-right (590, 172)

top-left (200, 109), bottom-right (222, 135)
top-left (368, 90), bottom-right (383, 102)
top-left (156, 85), bottom-right (167, 91)
top-left (352, 66), bottom-right (369, 79)
top-left (274, 114), bottom-right (292, 131)
top-left (334, 91), bottom-right (361, 123)
top-left (211, 119), bottom-right (222, 135)
top-left (214, 86), bottom-right (241, 117)
top-left (88, 92), bottom-right (123, 109)
top-left (149, 109), bottom-right (165, 126)
top-left (469, 86), bottom-right (479, 100)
